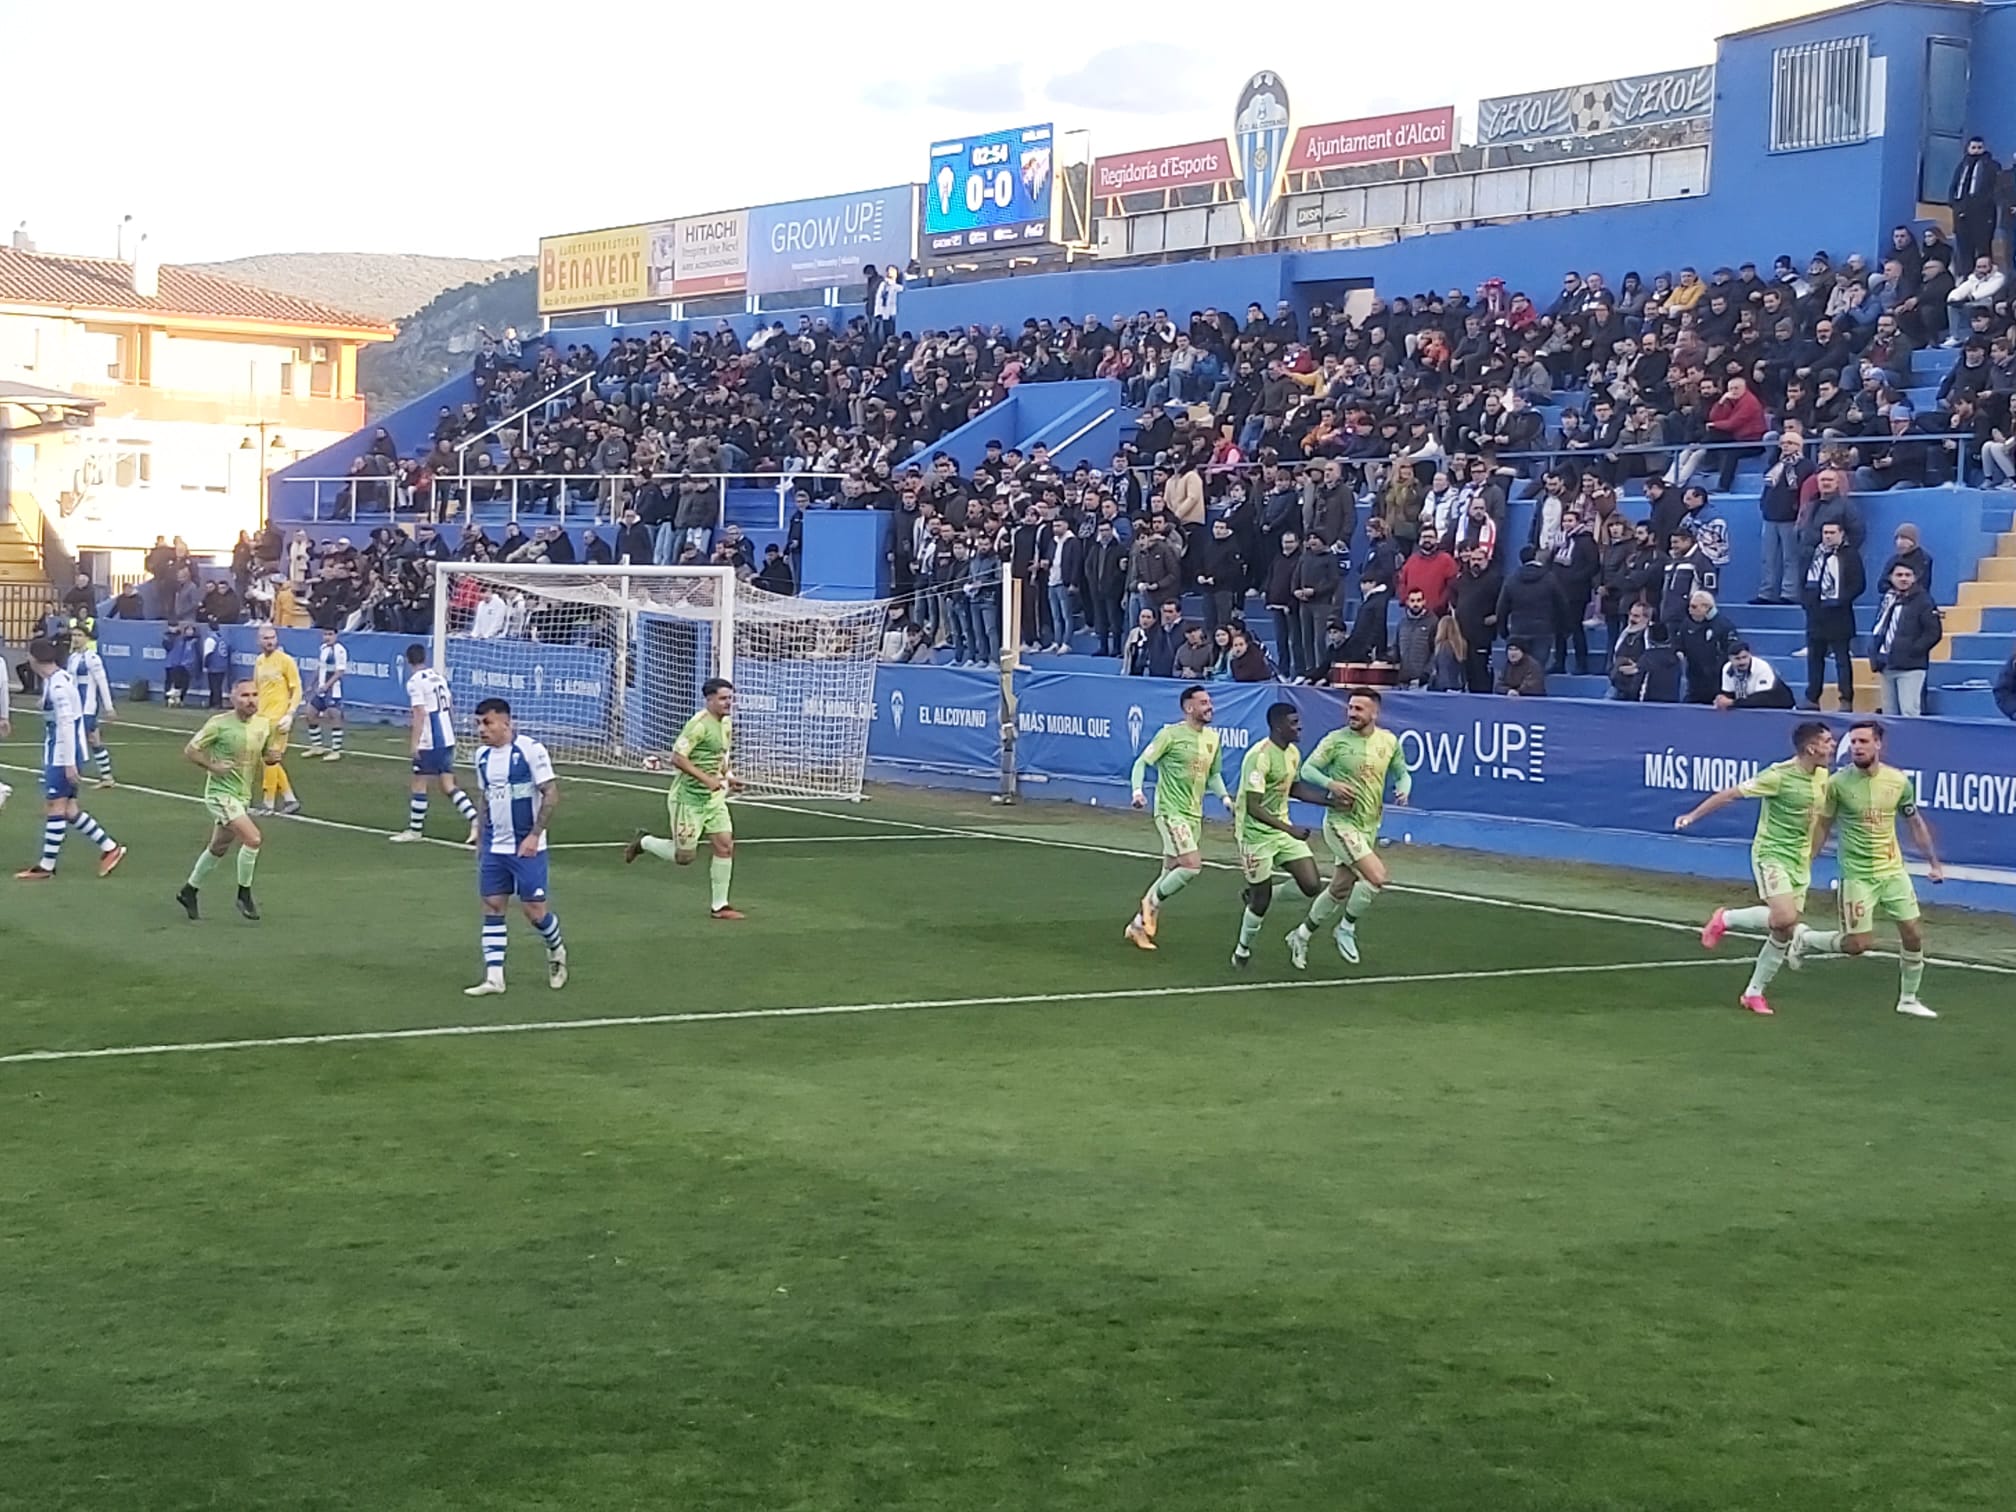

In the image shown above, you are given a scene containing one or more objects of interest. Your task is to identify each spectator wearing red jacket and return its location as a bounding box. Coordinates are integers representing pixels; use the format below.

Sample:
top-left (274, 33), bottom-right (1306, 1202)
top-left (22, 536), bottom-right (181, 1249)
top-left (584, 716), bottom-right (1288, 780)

top-left (1396, 527), bottom-right (1460, 616)
top-left (1706, 375), bottom-right (1769, 493)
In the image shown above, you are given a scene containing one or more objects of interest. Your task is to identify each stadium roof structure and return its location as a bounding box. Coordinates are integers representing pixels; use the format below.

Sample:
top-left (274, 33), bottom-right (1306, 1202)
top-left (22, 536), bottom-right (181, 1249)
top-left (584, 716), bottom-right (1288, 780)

top-left (0, 377), bottom-right (101, 410)
top-left (0, 377), bottom-right (101, 436)
top-left (0, 246), bottom-right (392, 337)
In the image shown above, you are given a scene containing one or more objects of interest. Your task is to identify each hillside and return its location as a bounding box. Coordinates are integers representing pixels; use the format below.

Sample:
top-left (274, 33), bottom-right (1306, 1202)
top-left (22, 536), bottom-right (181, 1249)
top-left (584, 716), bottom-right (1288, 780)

top-left (356, 267), bottom-right (539, 415)
top-left (191, 251), bottom-right (533, 324)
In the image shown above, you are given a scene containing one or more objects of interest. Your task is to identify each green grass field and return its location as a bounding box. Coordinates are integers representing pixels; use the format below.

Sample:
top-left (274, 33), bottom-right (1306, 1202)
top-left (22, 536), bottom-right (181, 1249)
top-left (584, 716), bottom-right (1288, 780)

top-left (1, 710), bottom-right (2010, 1511)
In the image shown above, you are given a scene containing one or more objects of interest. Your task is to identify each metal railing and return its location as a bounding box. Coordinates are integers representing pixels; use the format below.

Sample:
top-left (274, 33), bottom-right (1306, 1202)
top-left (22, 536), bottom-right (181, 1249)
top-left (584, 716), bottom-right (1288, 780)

top-left (286, 470), bottom-right (853, 531)
top-left (1485, 433), bottom-right (1992, 490)
top-left (0, 584), bottom-right (58, 647)
top-left (452, 370), bottom-right (594, 478)
top-left (1118, 432), bottom-right (1996, 492)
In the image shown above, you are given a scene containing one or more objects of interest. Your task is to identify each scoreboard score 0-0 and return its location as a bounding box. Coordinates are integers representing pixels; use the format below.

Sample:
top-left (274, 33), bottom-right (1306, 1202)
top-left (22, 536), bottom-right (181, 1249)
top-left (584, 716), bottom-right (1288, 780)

top-left (924, 122), bottom-right (1054, 254)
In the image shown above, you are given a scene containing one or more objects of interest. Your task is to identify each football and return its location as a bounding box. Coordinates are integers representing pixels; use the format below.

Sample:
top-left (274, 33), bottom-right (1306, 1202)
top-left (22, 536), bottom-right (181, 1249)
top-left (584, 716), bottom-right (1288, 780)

top-left (642, 754), bottom-right (662, 772)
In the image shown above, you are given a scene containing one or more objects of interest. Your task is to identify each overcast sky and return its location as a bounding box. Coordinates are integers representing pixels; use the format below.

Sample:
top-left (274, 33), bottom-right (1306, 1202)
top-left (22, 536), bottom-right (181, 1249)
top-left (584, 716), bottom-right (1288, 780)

top-left (4, 0), bottom-right (1832, 265)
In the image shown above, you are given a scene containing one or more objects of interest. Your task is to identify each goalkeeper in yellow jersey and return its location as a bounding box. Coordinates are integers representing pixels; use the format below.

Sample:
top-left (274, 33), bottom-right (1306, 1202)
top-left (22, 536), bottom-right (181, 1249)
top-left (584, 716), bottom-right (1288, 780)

top-left (251, 624), bottom-right (304, 816)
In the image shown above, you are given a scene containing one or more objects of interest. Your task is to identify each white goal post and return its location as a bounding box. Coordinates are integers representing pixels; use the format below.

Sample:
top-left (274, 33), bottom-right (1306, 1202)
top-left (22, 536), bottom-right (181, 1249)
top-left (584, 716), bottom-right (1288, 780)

top-left (431, 562), bottom-right (890, 800)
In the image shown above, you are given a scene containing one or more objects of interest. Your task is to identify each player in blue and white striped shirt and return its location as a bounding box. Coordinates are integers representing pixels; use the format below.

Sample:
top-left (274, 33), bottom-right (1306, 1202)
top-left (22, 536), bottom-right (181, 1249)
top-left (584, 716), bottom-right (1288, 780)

top-left (463, 697), bottom-right (567, 996)
top-left (17, 637), bottom-right (125, 881)
top-left (63, 628), bottom-right (117, 787)
top-left (303, 627), bottom-right (348, 761)
top-left (391, 643), bottom-right (478, 845)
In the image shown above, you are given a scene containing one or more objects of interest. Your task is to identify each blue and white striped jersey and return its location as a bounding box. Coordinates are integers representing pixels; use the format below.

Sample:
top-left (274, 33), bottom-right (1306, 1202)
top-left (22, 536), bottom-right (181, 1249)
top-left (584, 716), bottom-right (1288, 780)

top-left (406, 668), bottom-right (455, 752)
top-left (66, 649), bottom-right (112, 717)
top-left (473, 736), bottom-right (556, 855)
top-left (316, 641), bottom-right (349, 696)
top-left (42, 669), bottom-right (85, 769)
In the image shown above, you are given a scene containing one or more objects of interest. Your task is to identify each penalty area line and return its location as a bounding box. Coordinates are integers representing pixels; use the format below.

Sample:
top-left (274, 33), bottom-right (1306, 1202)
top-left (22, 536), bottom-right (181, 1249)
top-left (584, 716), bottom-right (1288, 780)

top-left (52, 720), bottom-right (2016, 977)
top-left (0, 762), bottom-right (958, 853)
top-left (0, 958), bottom-right (1727, 1067)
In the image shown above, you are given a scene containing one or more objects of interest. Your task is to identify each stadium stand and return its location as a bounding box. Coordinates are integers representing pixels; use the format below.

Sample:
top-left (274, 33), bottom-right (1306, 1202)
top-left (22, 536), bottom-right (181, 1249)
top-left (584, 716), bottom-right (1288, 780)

top-left (261, 238), bottom-right (2015, 717)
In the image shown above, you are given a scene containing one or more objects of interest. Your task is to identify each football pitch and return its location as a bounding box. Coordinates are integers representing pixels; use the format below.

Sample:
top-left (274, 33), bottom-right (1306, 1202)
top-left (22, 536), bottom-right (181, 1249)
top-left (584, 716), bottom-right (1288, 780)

top-left (1, 712), bottom-right (2011, 1512)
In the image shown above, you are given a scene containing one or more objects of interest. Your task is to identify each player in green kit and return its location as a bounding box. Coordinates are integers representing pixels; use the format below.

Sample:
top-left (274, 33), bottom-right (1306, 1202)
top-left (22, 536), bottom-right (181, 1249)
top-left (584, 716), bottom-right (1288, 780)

top-left (624, 677), bottom-right (745, 919)
top-left (1676, 720), bottom-right (1836, 1015)
top-left (1286, 689), bottom-right (1411, 968)
top-left (1799, 719), bottom-right (1944, 1018)
top-left (1230, 701), bottom-right (1331, 969)
top-left (1125, 683), bottom-right (1231, 950)
top-left (176, 679), bottom-right (279, 921)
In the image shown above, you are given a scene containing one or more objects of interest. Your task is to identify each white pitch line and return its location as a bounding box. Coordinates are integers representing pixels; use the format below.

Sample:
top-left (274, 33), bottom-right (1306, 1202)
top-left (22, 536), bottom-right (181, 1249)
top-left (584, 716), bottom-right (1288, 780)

top-left (50, 720), bottom-right (2016, 978)
top-left (0, 957), bottom-right (1727, 1067)
top-left (0, 760), bottom-right (970, 855)
top-left (0, 760), bottom-right (473, 851)
top-left (547, 833), bottom-right (970, 850)
top-left (734, 798), bottom-right (2016, 978)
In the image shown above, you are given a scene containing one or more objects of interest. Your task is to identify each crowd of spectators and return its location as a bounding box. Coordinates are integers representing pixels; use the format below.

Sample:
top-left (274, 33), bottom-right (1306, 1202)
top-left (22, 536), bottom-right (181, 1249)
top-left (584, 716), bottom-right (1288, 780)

top-left (306, 173), bottom-right (2016, 717)
top-left (861, 211), bottom-right (2016, 716)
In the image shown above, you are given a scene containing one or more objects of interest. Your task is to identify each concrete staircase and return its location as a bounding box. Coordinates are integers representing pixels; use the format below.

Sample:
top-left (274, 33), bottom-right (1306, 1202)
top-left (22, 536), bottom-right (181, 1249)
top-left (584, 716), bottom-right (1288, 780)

top-left (1937, 527), bottom-right (2016, 718)
top-left (0, 514), bottom-right (47, 585)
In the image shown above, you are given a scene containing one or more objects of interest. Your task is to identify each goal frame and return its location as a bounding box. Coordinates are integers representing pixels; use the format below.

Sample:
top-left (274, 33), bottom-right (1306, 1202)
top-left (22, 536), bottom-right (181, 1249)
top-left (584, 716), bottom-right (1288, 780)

top-left (431, 561), bottom-right (738, 686)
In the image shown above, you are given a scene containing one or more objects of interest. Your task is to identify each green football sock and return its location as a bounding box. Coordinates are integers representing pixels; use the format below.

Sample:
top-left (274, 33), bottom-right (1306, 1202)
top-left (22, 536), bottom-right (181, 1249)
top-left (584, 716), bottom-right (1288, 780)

top-left (188, 849), bottom-right (222, 889)
top-left (1899, 949), bottom-right (1926, 1000)
top-left (1344, 879), bottom-right (1379, 924)
top-left (1722, 905), bottom-right (1771, 931)
top-left (1746, 937), bottom-right (1790, 996)
top-left (1237, 908), bottom-right (1265, 950)
top-left (1798, 928), bottom-right (1842, 954)
top-left (639, 835), bottom-right (677, 862)
top-left (236, 846), bottom-right (260, 888)
top-left (709, 855), bottom-right (733, 910)
top-left (1304, 888), bottom-right (1344, 930)
top-left (1151, 867), bottom-right (1196, 903)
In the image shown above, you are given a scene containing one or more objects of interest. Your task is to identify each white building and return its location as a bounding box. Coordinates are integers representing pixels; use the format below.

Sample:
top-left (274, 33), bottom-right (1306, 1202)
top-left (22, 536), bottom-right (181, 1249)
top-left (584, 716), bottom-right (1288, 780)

top-left (0, 233), bottom-right (391, 584)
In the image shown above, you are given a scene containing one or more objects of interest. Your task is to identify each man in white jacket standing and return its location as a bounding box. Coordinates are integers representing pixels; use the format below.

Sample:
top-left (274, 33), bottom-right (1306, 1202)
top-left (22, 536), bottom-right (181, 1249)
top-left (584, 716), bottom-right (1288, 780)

top-left (870, 266), bottom-right (902, 350)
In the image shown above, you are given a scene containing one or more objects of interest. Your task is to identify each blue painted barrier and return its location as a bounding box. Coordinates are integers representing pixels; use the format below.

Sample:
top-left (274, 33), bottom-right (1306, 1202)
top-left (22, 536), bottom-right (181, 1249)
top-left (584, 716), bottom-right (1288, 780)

top-left (94, 622), bottom-right (617, 736)
top-left (870, 665), bottom-right (2016, 876)
top-left (91, 628), bottom-right (2016, 906)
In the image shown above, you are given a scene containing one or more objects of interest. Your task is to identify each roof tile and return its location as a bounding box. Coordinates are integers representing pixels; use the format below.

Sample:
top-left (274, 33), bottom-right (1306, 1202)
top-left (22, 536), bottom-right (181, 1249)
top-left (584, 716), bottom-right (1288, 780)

top-left (0, 246), bottom-right (391, 333)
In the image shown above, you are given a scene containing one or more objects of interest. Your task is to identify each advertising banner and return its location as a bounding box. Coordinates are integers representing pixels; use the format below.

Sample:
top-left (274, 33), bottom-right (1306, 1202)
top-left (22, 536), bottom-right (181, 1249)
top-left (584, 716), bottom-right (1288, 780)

top-left (671, 210), bottom-right (748, 296)
top-left (746, 186), bottom-right (917, 295)
top-left (88, 635), bottom-right (2016, 873)
top-left (864, 668), bottom-right (2016, 869)
top-left (925, 122), bottom-right (1054, 254)
top-left (95, 624), bottom-right (612, 740)
top-left (870, 662), bottom-right (1001, 778)
top-left (1286, 106), bottom-right (1459, 171)
top-left (1477, 66), bottom-right (1715, 146)
top-left (1092, 139), bottom-right (1236, 199)
top-left (537, 223), bottom-right (660, 313)
top-left (443, 638), bottom-right (614, 741)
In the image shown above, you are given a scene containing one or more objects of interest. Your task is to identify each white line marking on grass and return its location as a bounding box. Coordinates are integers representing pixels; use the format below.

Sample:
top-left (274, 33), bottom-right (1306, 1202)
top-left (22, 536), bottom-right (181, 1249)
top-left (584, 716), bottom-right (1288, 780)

top-left (60, 720), bottom-right (2016, 977)
top-left (0, 760), bottom-right (472, 850)
top-left (741, 798), bottom-right (2016, 978)
top-left (0, 957), bottom-right (1727, 1067)
top-left (0, 761), bottom-right (964, 855)
top-left (547, 833), bottom-right (971, 850)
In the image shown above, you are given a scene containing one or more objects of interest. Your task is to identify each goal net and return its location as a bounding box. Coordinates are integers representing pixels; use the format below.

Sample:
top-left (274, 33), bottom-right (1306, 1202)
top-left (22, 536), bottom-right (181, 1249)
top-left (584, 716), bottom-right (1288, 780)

top-left (432, 563), bottom-right (890, 799)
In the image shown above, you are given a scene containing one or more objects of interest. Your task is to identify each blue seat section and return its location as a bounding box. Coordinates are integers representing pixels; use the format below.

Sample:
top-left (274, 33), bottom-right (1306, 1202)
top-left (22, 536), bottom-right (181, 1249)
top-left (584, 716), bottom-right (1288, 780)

top-left (931, 380), bottom-right (1129, 473)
